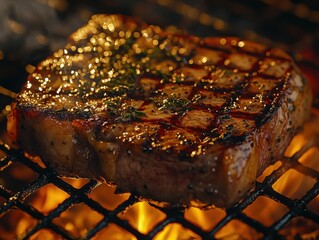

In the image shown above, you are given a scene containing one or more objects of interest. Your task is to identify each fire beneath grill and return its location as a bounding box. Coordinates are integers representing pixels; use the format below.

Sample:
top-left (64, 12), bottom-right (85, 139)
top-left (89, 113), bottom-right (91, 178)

top-left (0, 1), bottom-right (318, 238)
top-left (0, 111), bottom-right (318, 239)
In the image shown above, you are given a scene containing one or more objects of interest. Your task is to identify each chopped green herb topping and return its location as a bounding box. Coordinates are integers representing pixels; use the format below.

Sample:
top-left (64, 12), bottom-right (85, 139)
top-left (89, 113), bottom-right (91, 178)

top-left (105, 99), bottom-right (120, 116)
top-left (105, 100), bottom-right (145, 121)
top-left (153, 96), bottom-right (191, 113)
top-left (119, 106), bottom-right (146, 121)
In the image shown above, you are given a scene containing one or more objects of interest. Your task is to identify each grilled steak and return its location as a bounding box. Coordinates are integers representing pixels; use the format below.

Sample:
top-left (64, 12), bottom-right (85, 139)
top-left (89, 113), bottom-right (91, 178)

top-left (7, 15), bottom-right (312, 207)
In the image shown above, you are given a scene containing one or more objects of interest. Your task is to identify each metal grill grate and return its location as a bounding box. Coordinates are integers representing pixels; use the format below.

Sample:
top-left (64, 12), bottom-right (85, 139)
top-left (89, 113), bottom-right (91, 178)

top-left (0, 123), bottom-right (319, 239)
top-left (0, 0), bottom-right (319, 239)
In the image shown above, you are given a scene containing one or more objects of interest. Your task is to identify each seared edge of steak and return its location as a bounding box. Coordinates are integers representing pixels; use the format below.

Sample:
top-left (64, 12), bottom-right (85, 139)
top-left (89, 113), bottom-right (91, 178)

top-left (8, 14), bottom-right (313, 207)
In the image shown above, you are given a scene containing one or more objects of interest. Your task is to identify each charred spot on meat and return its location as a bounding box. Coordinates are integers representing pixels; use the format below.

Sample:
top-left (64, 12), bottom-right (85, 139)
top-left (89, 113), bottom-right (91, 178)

top-left (8, 14), bottom-right (312, 208)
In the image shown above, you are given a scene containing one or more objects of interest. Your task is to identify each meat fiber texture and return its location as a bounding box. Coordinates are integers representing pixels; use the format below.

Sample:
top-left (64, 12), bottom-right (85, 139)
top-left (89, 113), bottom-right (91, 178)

top-left (8, 15), bottom-right (312, 208)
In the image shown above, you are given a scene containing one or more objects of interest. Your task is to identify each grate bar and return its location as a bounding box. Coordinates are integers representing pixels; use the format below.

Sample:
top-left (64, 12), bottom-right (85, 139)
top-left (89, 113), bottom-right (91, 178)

top-left (207, 215), bottom-right (233, 238)
top-left (0, 156), bottom-right (11, 169)
top-left (0, 182), bottom-right (74, 239)
top-left (85, 194), bottom-right (143, 239)
top-left (0, 174), bottom-right (48, 215)
top-left (0, 144), bottom-right (45, 174)
top-left (299, 181), bottom-right (319, 207)
top-left (302, 209), bottom-right (319, 225)
top-left (268, 181), bottom-right (319, 233)
top-left (294, 162), bottom-right (319, 181)
top-left (21, 179), bottom-right (100, 240)
top-left (146, 218), bottom-right (179, 240)
top-left (177, 218), bottom-right (211, 239)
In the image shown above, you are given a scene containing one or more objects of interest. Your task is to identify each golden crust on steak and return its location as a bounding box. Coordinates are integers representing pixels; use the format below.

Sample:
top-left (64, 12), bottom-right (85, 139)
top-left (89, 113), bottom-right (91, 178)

top-left (8, 14), bottom-right (312, 207)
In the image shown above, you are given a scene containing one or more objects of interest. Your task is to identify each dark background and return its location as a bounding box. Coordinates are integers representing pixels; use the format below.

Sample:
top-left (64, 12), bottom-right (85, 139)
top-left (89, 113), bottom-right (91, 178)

top-left (0, 0), bottom-right (318, 109)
